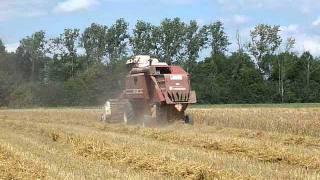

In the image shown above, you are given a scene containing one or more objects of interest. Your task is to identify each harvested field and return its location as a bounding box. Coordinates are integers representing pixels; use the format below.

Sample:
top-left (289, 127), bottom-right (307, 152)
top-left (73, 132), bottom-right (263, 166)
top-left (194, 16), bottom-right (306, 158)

top-left (0, 106), bottom-right (320, 179)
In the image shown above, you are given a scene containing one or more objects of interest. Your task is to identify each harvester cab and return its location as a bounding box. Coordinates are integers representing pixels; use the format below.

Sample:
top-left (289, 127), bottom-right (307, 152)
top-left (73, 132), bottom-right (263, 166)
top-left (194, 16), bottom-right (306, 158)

top-left (101, 55), bottom-right (196, 125)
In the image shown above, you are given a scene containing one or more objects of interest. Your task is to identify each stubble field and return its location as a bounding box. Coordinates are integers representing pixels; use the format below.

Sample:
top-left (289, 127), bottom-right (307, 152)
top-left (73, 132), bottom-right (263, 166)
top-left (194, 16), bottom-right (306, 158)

top-left (1, 105), bottom-right (320, 179)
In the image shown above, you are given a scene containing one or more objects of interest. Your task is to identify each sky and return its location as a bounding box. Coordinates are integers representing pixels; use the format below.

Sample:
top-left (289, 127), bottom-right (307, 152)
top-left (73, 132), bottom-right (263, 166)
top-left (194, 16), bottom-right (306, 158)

top-left (1, 0), bottom-right (320, 55)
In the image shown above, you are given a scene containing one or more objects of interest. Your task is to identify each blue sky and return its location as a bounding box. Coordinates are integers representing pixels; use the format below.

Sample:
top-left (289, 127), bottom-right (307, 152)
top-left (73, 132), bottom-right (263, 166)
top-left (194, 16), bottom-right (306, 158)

top-left (1, 0), bottom-right (320, 55)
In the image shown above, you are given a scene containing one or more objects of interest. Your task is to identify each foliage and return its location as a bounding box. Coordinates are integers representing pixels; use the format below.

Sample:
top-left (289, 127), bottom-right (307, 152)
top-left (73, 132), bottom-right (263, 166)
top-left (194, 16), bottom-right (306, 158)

top-left (181, 20), bottom-right (207, 71)
top-left (206, 21), bottom-right (230, 55)
top-left (105, 18), bottom-right (129, 63)
top-left (1, 19), bottom-right (320, 107)
top-left (157, 18), bottom-right (186, 64)
top-left (0, 39), bottom-right (5, 54)
top-left (49, 29), bottom-right (81, 79)
top-left (247, 24), bottom-right (282, 74)
top-left (81, 23), bottom-right (108, 64)
top-left (16, 31), bottom-right (46, 81)
top-left (130, 20), bottom-right (155, 56)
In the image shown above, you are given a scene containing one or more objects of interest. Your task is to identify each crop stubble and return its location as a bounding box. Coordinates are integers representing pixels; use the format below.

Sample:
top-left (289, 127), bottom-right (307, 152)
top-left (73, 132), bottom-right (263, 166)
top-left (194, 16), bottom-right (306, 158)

top-left (0, 107), bottom-right (320, 179)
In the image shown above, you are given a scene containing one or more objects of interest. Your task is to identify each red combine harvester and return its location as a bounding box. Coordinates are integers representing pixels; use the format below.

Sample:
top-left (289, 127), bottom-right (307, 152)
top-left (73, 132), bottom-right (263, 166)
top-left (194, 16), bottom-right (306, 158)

top-left (101, 55), bottom-right (197, 125)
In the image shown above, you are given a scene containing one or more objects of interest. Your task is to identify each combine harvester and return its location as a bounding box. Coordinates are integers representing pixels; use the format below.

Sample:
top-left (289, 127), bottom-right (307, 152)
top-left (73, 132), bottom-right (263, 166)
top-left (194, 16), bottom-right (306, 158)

top-left (101, 55), bottom-right (197, 125)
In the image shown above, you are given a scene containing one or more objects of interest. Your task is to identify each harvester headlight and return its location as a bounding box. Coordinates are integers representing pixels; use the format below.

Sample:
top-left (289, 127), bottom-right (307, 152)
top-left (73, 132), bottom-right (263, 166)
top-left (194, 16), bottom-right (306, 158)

top-left (174, 104), bottom-right (183, 112)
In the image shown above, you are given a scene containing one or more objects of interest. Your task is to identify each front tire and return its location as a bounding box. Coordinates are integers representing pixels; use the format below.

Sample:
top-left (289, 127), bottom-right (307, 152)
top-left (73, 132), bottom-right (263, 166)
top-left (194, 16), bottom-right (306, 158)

top-left (152, 104), bottom-right (168, 122)
top-left (124, 102), bottom-right (136, 125)
top-left (100, 114), bottom-right (107, 123)
top-left (184, 115), bottom-right (193, 125)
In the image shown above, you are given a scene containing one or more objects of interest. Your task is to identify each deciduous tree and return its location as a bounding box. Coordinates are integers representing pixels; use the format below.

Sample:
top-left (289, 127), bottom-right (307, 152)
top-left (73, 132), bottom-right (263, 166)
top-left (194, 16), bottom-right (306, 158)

top-left (16, 31), bottom-right (46, 81)
top-left (105, 18), bottom-right (129, 63)
top-left (130, 20), bottom-right (155, 55)
top-left (81, 23), bottom-right (108, 64)
top-left (181, 20), bottom-right (207, 71)
top-left (0, 39), bottom-right (5, 54)
top-left (248, 24), bottom-right (282, 75)
top-left (50, 29), bottom-right (80, 79)
top-left (158, 18), bottom-right (186, 64)
top-left (206, 21), bottom-right (230, 56)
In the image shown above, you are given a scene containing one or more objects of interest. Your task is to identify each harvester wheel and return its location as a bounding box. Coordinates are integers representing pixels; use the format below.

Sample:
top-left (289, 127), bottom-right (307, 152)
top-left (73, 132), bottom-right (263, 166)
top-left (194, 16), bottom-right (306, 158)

top-left (100, 114), bottom-right (107, 123)
top-left (184, 115), bottom-right (193, 125)
top-left (151, 104), bottom-right (168, 124)
top-left (124, 102), bottom-right (136, 125)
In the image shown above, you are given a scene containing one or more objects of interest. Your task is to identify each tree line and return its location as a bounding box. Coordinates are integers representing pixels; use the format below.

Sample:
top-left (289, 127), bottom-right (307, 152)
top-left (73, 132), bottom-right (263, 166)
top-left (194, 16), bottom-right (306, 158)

top-left (0, 18), bottom-right (320, 107)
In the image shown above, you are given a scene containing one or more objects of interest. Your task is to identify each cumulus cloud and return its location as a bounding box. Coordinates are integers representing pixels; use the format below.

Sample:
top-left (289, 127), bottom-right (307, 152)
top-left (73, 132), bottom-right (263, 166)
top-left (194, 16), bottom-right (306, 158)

top-left (312, 17), bottom-right (320, 27)
top-left (54, 0), bottom-right (99, 13)
top-left (233, 24), bottom-right (320, 56)
top-left (277, 24), bottom-right (320, 56)
top-left (159, 0), bottom-right (196, 4)
top-left (280, 24), bottom-right (299, 34)
top-left (233, 15), bottom-right (249, 25)
top-left (103, 0), bottom-right (196, 4)
top-left (0, 0), bottom-right (51, 21)
top-left (5, 42), bottom-right (19, 53)
top-left (216, 0), bottom-right (320, 14)
top-left (0, 0), bottom-right (101, 19)
top-left (291, 33), bottom-right (320, 56)
top-left (195, 18), bottom-right (206, 25)
top-left (217, 14), bottom-right (250, 28)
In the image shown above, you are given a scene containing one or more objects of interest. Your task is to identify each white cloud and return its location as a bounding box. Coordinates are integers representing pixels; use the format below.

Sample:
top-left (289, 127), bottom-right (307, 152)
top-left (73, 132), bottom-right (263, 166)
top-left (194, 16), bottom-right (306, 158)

top-left (0, 0), bottom-right (101, 20)
top-left (0, 0), bottom-right (51, 21)
top-left (103, 0), bottom-right (196, 4)
top-left (5, 42), bottom-right (19, 53)
top-left (196, 18), bottom-right (206, 25)
top-left (233, 15), bottom-right (249, 25)
top-left (278, 24), bottom-right (320, 56)
top-left (239, 26), bottom-right (253, 38)
top-left (216, 15), bottom-right (249, 27)
top-left (312, 17), bottom-right (320, 27)
top-left (293, 34), bottom-right (320, 56)
top-left (231, 24), bottom-right (320, 56)
top-left (302, 38), bottom-right (320, 55)
top-left (54, 0), bottom-right (99, 13)
top-left (216, 0), bottom-right (320, 14)
top-left (217, 0), bottom-right (279, 11)
top-left (159, 0), bottom-right (196, 4)
top-left (280, 24), bottom-right (299, 34)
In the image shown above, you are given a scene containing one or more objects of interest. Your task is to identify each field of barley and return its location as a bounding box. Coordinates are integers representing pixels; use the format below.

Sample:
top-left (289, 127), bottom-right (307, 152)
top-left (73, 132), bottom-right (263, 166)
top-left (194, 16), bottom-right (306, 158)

top-left (1, 105), bottom-right (320, 179)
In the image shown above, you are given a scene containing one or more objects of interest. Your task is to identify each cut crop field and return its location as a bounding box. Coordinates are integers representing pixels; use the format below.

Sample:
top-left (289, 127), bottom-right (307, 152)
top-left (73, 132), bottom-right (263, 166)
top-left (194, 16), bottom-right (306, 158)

top-left (1, 106), bottom-right (320, 179)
